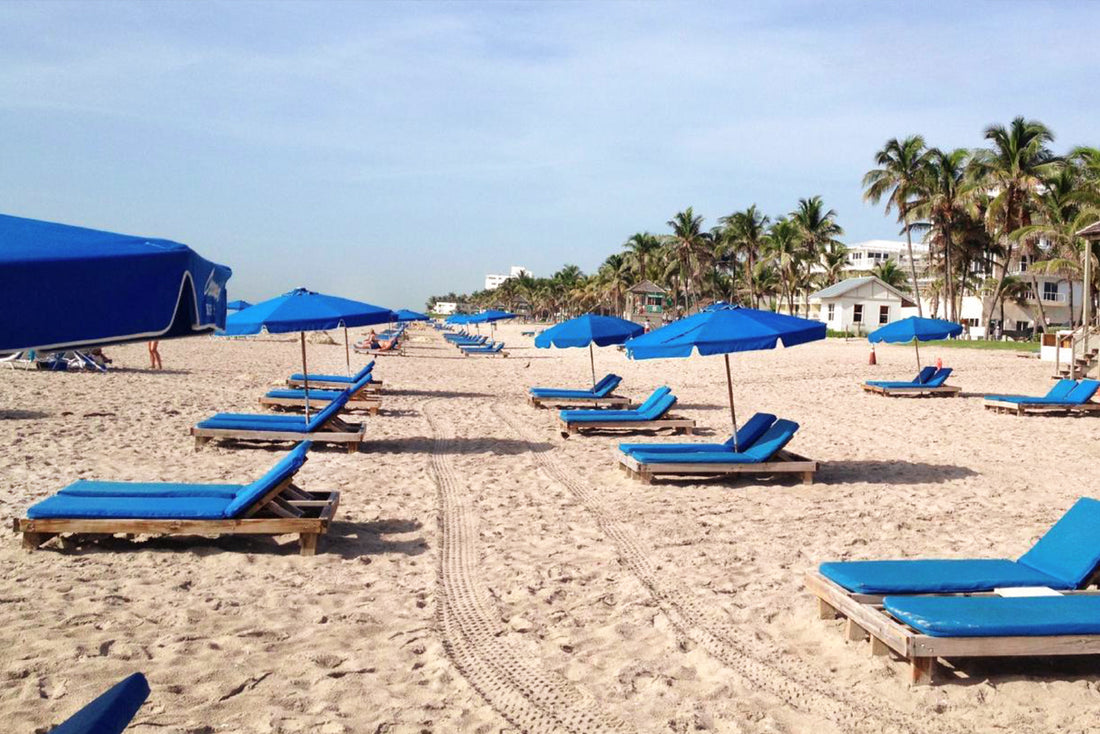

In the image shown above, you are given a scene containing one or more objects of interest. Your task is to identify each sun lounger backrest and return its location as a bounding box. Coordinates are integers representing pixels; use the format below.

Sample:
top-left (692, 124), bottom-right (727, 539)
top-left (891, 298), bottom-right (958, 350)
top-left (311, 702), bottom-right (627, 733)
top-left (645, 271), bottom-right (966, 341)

top-left (593, 374), bottom-right (622, 397)
top-left (924, 367), bottom-right (952, 387)
top-left (52, 672), bottom-right (150, 734)
top-left (722, 412), bottom-right (777, 449)
top-left (915, 366), bottom-right (937, 384)
top-left (640, 392), bottom-right (677, 420)
top-left (636, 387), bottom-right (672, 414)
top-left (1017, 497), bottom-right (1100, 587)
top-left (305, 374), bottom-right (370, 431)
top-left (223, 441), bottom-right (312, 518)
top-left (1065, 379), bottom-right (1100, 404)
top-left (353, 361), bottom-right (375, 380)
top-left (741, 419), bottom-right (799, 462)
top-left (1046, 379), bottom-right (1079, 400)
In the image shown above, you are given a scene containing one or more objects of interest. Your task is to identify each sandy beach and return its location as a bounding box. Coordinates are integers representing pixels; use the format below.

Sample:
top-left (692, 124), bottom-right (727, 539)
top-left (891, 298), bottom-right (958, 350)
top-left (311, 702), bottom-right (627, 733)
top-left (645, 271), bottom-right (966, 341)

top-left (3, 322), bottom-right (1100, 733)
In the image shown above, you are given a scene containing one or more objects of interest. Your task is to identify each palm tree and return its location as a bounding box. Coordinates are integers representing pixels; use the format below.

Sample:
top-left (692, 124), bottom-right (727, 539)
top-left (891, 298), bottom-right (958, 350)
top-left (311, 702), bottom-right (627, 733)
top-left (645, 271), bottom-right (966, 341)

top-left (967, 117), bottom-right (1059, 333)
top-left (666, 208), bottom-right (713, 310)
top-left (765, 216), bottom-right (804, 315)
top-left (872, 260), bottom-right (909, 291)
top-left (790, 197), bottom-right (844, 313)
top-left (598, 254), bottom-right (631, 316)
top-left (819, 242), bottom-right (850, 286)
top-left (622, 232), bottom-right (663, 284)
top-left (719, 205), bottom-right (770, 307)
top-left (863, 135), bottom-right (930, 315)
top-left (913, 147), bottom-right (971, 322)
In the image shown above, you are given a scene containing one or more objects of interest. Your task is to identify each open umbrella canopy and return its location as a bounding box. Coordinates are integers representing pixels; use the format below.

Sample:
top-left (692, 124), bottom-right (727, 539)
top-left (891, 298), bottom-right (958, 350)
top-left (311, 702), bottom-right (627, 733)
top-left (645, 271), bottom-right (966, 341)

top-left (0, 212), bottom-right (232, 352)
top-left (624, 306), bottom-right (826, 359)
top-left (468, 309), bottom-right (516, 324)
top-left (868, 316), bottom-right (962, 344)
top-left (222, 288), bottom-right (394, 335)
top-left (227, 299), bottom-right (252, 312)
top-left (445, 313), bottom-right (471, 324)
top-left (535, 314), bottom-right (642, 348)
top-left (394, 309), bottom-right (430, 322)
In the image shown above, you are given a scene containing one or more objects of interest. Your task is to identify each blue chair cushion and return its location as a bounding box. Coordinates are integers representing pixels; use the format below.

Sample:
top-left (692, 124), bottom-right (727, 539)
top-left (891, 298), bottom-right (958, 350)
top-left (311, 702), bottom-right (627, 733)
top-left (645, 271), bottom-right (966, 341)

top-left (197, 414), bottom-right (310, 431)
top-left (224, 441), bottom-right (311, 517)
top-left (819, 559), bottom-right (1068, 594)
top-left (562, 390), bottom-right (675, 423)
top-left (266, 388), bottom-right (346, 400)
top-left (531, 374), bottom-right (620, 398)
top-left (987, 378), bottom-right (1078, 403)
top-left (1064, 379), bottom-right (1100, 404)
top-left (52, 672), bottom-right (150, 734)
top-left (27, 494), bottom-right (231, 519)
top-left (884, 595), bottom-right (1100, 637)
top-left (924, 368), bottom-right (952, 387)
top-left (630, 419), bottom-right (797, 465)
top-left (1017, 497), bottom-right (1100, 586)
top-left (619, 412), bottom-right (776, 456)
top-left (60, 480), bottom-right (241, 499)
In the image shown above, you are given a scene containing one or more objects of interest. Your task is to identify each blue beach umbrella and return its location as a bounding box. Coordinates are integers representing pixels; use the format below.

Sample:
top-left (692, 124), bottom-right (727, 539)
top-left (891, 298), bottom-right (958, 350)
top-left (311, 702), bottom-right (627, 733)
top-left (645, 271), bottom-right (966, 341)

top-left (394, 309), bottom-right (430, 322)
top-left (468, 309), bottom-right (516, 324)
top-left (625, 306), bottom-right (826, 448)
top-left (0, 212), bottom-right (231, 352)
top-left (535, 314), bottom-right (643, 387)
top-left (868, 316), bottom-right (962, 369)
top-left (227, 299), bottom-right (252, 312)
top-left (224, 288), bottom-right (394, 418)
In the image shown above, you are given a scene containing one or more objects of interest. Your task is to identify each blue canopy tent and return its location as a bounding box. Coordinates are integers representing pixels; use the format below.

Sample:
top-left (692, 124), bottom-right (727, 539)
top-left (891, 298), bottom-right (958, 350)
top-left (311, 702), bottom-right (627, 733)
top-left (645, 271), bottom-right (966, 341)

top-left (0, 213), bottom-right (231, 353)
top-left (625, 305), bottom-right (826, 449)
top-left (868, 316), bottom-right (962, 369)
top-left (223, 288), bottom-right (394, 418)
top-left (535, 314), bottom-right (643, 387)
top-left (227, 299), bottom-right (252, 312)
top-left (394, 309), bottom-right (430, 322)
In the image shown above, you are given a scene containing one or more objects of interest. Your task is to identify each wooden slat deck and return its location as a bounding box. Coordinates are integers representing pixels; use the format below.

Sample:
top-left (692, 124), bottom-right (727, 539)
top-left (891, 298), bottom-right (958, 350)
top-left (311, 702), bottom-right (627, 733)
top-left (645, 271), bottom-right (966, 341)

top-left (286, 377), bottom-right (382, 392)
top-left (191, 416), bottom-right (364, 453)
top-left (805, 570), bottom-right (1100, 685)
top-left (558, 415), bottom-right (695, 437)
top-left (983, 399), bottom-right (1100, 416)
top-left (527, 394), bottom-right (633, 409)
top-left (618, 449), bottom-right (816, 484)
top-left (862, 384), bottom-right (961, 397)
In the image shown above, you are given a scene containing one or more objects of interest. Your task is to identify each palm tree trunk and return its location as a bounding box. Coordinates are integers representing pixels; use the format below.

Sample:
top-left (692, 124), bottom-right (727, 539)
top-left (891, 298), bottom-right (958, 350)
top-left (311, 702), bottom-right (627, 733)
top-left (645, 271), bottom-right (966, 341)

top-left (902, 208), bottom-right (923, 317)
top-left (1029, 273), bottom-right (1048, 333)
top-left (942, 220), bottom-right (954, 322)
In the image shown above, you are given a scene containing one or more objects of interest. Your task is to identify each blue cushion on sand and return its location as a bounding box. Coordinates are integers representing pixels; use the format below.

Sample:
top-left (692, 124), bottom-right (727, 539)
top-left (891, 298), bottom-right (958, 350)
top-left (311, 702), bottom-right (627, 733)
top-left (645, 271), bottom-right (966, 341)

top-left (819, 559), bottom-right (1068, 594)
top-left (884, 595), bottom-right (1100, 637)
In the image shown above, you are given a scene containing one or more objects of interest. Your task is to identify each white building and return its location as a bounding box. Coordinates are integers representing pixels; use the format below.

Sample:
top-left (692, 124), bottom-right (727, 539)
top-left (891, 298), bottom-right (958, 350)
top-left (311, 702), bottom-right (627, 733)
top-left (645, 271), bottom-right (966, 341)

top-left (843, 239), bottom-right (928, 273)
top-left (809, 276), bottom-right (917, 333)
top-left (434, 301), bottom-right (458, 315)
top-left (485, 265), bottom-right (531, 291)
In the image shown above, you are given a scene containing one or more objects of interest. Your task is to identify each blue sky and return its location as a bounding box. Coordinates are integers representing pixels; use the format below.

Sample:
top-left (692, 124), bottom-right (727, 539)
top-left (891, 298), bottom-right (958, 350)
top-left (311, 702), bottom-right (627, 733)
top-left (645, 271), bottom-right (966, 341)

top-left (1, 1), bottom-right (1098, 309)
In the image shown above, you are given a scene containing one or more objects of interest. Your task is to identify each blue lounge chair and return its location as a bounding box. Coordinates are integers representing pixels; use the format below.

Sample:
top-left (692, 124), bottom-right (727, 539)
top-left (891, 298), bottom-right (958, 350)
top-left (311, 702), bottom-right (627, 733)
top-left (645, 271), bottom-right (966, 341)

top-left (18, 442), bottom-right (339, 555)
top-left (558, 387), bottom-right (695, 436)
top-left (51, 672), bottom-right (149, 734)
top-left (985, 378), bottom-right (1100, 415)
top-left (619, 412), bottom-right (776, 456)
top-left (811, 497), bottom-right (1100, 597)
top-left (863, 367), bottom-right (958, 397)
top-left (462, 342), bottom-right (507, 356)
top-left (619, 418), bottom-right (817, 484)
top-left (192, 376), bottom-right (369, 451)
top-left (287, 360), bottom-right (379, 390)
top-left (528, 374), bottom-right (629, 408)
top-left (260, 385), bottom-right (381, 414)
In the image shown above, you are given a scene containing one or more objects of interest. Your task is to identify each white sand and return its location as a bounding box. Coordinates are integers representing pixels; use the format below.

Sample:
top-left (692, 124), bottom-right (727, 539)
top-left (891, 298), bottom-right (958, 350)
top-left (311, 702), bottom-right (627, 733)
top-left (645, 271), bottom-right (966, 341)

top-left (2, 323), bottom-right (1099, 733)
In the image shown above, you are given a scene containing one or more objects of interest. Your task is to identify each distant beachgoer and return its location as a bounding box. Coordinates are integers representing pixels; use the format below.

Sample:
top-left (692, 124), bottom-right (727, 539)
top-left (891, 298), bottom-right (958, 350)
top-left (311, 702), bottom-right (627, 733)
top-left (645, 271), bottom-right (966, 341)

top-left (367, 330), bottom-right (381, 349)
top-left (147, 341), bottom-right (162, 370)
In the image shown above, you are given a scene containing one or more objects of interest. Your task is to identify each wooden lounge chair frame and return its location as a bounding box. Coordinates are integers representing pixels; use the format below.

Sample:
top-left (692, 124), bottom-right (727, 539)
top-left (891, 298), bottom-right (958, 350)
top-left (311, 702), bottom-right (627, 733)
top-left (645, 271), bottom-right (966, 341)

top-left (862, 384), bottom-right (961, 398)
top-left (618, 449), bottom-right (816, 484)
top-left (983, 399), bottom-right (1100, 416)
top-left (462, 349), bottom-right (508, 358)
top-left (558, 415), bottom-right (695, 437)
top-left (527, 394), bottom-right (633, 409)
top-left (14, 478), bottom-right (340, 556)
top-left (191, 415), bottom-right (365, 453)
top-left (805, 570), bottom-right (1100, 685)
top-left (259, 394), bottom-right (381, 416)
top-left (286, 377), bottom-right (382, 392)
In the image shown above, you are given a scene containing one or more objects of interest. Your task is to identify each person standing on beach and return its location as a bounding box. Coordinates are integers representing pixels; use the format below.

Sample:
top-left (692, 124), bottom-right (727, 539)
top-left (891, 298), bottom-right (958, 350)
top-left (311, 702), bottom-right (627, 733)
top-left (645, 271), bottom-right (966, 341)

top-left (147, 340), bottom-right (162, 370)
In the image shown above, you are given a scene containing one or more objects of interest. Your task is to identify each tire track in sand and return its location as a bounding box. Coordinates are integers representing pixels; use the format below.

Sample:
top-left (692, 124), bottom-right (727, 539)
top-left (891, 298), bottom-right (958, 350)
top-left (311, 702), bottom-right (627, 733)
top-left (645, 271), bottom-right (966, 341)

top-left (493, 400), bottom-right (960, 734)
top-left (424, 398), bottom-right (634, 734)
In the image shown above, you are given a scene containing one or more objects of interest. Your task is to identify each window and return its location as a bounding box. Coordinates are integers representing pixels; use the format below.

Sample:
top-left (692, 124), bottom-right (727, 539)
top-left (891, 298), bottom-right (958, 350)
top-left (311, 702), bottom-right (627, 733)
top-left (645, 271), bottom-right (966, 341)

top-left (853, 304), bottom-right (863, 323)
top-left (1043, 282), bottom-right (1058, 302)
top-left (1016, 320), bottom-right (1030, 332)
top-left (827, 303), bottom-right (835, 321)
top-left (879, 305), bottom-right (890, 324)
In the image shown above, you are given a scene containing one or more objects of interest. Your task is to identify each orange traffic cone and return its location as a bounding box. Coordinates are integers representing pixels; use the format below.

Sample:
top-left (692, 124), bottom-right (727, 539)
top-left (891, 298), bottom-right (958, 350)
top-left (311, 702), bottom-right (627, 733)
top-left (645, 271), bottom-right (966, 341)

top-left (869, 345), bottom-right (877, 365)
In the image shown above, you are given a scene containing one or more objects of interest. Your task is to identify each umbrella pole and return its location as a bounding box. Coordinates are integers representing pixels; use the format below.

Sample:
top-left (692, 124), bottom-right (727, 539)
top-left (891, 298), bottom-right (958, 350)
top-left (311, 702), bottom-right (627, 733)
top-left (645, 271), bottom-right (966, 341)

top-left (724, 353), bottom-right (739, 451)
top-left (589, 343), bottom-right (597, 389)
top-left (344, 325), bottom-right (351, 378)
top-left (300, 331), bottom-right (311, 422)
top-left (914, 340), bottom-right (922, 370)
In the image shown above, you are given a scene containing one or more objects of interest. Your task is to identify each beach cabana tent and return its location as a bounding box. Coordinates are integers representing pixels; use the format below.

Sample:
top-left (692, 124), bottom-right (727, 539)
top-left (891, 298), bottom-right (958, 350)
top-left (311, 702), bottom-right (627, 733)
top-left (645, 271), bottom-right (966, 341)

top-left (0, 212), bottom-right (232, 352)
top-left (868, 316), bottom-right (962, 368)
top-left (223, 288), bottom-right (393, 418)
top-left (535, 314), bottom-right (642, 387)
top-left (624, 305), bottom-right (825, 449)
